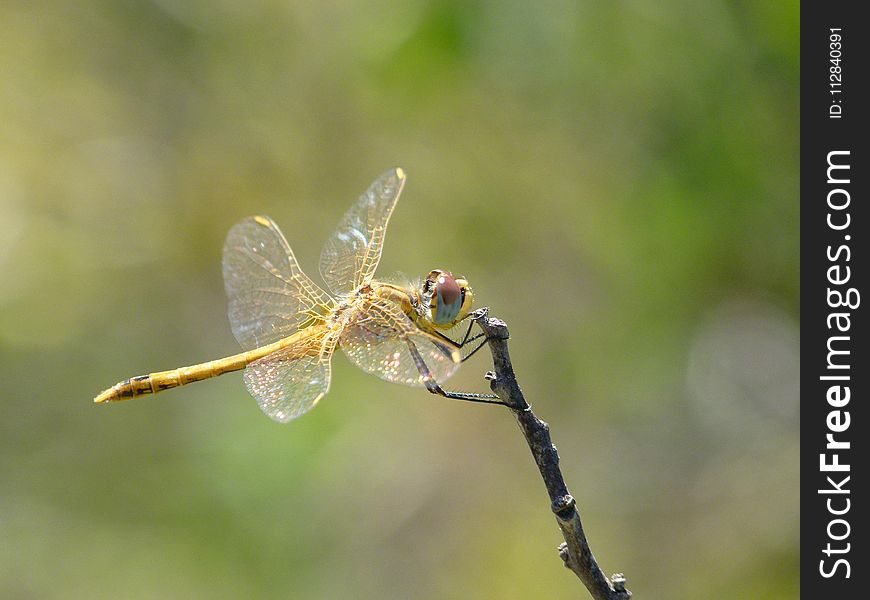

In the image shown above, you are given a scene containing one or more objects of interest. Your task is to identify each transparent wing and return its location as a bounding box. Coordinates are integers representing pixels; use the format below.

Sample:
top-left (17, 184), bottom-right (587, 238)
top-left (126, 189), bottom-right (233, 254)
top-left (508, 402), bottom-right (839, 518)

top-left (223, 216), bottom-right (333, 351)
top-left (244, 329), bottom-right (338, 423)
top-left (319, 168), bottom-right (406, 296)
top-left (340, 298), bottom-right (461, 387)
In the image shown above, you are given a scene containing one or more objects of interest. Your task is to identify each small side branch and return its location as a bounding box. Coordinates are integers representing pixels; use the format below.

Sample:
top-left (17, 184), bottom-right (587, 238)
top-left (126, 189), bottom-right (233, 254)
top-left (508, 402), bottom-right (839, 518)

top-left (472, 309), bottom-right (631, 600)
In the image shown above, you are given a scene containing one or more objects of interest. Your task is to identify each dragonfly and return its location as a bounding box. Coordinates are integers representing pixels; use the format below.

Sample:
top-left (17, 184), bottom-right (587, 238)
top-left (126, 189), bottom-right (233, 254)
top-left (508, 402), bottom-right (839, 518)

top-left (95, 168), bottom-right (502, 422)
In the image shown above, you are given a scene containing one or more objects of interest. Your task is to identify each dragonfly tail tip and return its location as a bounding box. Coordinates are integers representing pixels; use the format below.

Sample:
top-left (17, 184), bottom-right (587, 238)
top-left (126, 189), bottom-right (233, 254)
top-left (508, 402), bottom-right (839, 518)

top-left (94, 388), bottom-right (116, 403)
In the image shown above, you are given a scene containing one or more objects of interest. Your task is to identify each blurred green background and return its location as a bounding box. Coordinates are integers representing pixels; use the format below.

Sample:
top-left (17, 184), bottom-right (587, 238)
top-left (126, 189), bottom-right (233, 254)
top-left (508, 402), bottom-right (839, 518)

top-left (1, 1), bottom-right (798, 598)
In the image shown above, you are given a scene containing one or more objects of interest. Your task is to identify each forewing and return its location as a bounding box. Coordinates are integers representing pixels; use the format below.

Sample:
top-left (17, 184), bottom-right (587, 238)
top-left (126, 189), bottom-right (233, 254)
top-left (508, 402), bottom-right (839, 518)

top-left (244, 330), bottom-right (338, 423)
top-left (223, 216), bottom-right (333, 351)
top-left (340, 298), bottom-right (460, 387)
top-left (319, 169), bottom-right (406, 296)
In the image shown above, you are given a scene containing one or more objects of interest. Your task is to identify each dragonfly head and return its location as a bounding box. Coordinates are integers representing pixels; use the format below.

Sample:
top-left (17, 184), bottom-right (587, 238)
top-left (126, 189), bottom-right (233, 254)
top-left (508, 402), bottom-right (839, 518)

top-left (423, 269), bottom-right (474, 328)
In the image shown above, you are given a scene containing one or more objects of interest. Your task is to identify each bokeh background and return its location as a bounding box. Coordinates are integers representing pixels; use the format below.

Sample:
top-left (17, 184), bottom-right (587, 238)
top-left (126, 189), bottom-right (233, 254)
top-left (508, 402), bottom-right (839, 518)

top-left (1, 1), bottom-right (799, 599)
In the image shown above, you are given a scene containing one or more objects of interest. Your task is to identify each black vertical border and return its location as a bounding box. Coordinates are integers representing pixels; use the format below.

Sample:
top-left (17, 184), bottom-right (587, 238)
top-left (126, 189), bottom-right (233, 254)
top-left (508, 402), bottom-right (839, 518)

top-left (801, 3), bottom-right (866, 596)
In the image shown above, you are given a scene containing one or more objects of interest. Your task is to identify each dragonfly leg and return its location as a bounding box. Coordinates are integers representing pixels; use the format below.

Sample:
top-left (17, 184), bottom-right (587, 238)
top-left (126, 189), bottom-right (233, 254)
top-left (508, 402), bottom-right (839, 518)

top-left (431, 321), bottom-right (476, 350)
top-left (426, 381), bottom-right (507, 406)
top-left (431, 321), bottom-right (489, 362)
top-left (405, 338), bottom-right (507, 407)
top-left (456, 319), bottom-right (476, 346)
top-left (460, 334), bottom-right (489, 363)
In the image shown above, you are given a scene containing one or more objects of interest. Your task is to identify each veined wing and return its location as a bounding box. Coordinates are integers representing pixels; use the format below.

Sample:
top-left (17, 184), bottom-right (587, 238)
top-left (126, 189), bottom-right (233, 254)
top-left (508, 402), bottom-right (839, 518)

top-left (340, 297), bottom-right (461, 387)
top-left (318, 168), bottom-right (406, 297)
top-left (223, 216), bottom-right (333, 351)
top-left (244, 326), bottom-right (338, 423)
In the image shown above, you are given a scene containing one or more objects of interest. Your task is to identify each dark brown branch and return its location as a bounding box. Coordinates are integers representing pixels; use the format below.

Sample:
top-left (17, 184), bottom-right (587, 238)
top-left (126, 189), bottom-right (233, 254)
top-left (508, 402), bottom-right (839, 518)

top-left (472, 308), bottom-right (631, 600)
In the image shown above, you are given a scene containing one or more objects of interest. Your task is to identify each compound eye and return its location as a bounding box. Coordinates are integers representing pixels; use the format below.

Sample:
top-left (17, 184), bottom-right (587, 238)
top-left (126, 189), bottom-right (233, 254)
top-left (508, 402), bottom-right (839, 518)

top-left (432, 272), bottom-right (462, 325)
top-left (436, 273), bottom-right (460, 307)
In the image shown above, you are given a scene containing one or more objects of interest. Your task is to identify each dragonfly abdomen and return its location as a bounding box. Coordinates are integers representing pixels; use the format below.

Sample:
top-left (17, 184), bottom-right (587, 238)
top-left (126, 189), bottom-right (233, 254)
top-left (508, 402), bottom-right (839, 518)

top-left (94, 356), bottom-right (249, 403)
top-left (94, 327), bottom-right (323, 404)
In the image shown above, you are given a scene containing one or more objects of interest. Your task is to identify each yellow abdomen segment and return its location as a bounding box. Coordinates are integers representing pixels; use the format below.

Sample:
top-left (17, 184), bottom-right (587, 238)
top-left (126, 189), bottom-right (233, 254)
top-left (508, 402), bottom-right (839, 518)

top-left (94, 326), bottom-right (325, 403)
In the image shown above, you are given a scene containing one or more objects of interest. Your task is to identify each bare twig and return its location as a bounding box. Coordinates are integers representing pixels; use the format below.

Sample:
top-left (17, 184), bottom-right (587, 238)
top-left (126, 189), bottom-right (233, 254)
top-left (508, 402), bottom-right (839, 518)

top-left (472, 308), bottom-right (631, 600)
